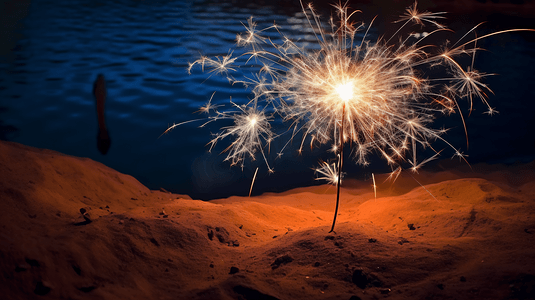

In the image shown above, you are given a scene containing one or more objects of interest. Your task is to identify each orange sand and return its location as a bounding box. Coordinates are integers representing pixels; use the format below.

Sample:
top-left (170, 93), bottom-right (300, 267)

top-left (1, 140), bottom-right (534, 299)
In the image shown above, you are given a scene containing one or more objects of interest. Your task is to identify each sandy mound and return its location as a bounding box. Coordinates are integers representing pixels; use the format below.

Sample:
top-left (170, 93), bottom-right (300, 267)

top-left (1, 140), bottom-right (534, 300)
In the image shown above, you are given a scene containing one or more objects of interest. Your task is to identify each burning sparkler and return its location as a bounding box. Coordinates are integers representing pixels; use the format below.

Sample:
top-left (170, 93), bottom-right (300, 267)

top-left (172, 1), bottom-right (533, 232)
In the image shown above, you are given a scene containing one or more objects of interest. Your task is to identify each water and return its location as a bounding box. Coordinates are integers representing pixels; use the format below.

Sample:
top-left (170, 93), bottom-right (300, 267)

top-left (1, 0), bottom-right (534, 199)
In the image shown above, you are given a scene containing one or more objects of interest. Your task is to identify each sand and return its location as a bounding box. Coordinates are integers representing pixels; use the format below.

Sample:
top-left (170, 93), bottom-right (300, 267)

top-left (0, 140), bottom-right (534, 300)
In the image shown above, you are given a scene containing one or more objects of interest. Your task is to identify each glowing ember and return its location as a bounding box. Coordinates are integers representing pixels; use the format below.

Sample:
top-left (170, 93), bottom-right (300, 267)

top-left (335, 82), bottom-right (354, 103)
top-left (248, 116), bottom-right (257, 126)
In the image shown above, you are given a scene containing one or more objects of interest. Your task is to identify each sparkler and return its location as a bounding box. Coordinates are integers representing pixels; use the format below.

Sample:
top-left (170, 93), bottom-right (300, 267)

top-left (173, 1), bottom-right (533, 232)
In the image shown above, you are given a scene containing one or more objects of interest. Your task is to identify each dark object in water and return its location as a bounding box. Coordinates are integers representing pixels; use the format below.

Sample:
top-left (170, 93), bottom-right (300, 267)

top-left (93, 74), bottom-right (111, 155)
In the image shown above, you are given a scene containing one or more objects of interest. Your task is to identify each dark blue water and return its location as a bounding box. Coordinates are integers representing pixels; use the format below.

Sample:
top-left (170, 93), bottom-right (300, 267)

top-left (1, 0), bottom-right (534, 199)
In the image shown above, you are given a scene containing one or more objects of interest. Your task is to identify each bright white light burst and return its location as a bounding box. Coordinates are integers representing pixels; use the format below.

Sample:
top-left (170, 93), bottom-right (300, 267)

top-left (336, 82), bottom-right (354, 102)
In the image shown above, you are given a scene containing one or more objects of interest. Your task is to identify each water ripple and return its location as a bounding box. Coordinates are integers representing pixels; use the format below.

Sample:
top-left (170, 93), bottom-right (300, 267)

top-left (0, 0), bottom-right (533, 199)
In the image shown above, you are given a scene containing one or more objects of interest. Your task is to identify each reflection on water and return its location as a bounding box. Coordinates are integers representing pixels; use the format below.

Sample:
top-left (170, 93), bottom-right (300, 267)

top-left (0, 0), bottom-right (534, 199)
top-left (0, 106), bottom-right (18, 140)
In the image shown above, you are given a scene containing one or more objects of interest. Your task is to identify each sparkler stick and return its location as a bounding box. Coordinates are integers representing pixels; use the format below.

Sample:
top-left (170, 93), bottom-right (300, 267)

top-left (330, 104), bottom-right (345, 233)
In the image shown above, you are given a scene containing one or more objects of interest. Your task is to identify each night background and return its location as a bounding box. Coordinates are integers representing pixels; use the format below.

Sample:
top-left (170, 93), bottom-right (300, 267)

top-left (1, 0), bottom-right (534, 200)
top-left (1, 1), bottom-right (535, 300)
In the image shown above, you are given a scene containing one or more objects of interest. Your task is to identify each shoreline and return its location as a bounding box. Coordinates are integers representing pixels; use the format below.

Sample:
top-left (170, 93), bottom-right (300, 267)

top-left (1, 140), bottom-right (534, 299)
